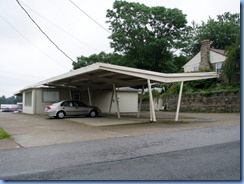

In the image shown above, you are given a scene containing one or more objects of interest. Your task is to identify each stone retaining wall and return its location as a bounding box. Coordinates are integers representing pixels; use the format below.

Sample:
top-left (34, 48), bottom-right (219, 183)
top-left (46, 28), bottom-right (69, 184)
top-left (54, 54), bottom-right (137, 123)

top-left (141, 91), bottom-right (240, 113)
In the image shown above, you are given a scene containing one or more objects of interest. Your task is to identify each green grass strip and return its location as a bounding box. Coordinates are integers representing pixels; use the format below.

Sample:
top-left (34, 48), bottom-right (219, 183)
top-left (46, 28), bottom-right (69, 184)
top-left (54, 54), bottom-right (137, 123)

top-left (0, 127), bottom-right (11, 139)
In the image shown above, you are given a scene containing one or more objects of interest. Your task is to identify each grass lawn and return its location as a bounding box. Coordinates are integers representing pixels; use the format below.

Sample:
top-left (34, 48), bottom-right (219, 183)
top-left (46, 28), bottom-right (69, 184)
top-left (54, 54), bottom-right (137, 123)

top-left (0, 127), bottom-right (11, 139)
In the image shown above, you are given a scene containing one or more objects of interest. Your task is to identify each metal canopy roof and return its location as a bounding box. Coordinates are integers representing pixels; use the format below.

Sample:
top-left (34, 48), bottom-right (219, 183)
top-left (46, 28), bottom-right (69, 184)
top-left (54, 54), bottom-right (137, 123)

top-left (17, 63), bottom-right (218, 93)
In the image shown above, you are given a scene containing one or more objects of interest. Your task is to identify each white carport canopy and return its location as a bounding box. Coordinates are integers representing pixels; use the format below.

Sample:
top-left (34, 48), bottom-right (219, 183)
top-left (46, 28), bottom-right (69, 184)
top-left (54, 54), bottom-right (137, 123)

top-left (17, 63), bottom-right (218, 122)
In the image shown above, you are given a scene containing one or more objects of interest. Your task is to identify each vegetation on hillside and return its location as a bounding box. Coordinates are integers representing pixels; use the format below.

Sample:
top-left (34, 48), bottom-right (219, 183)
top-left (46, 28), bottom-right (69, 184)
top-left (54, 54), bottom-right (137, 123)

top-left (140, 81), bottom-right (240, 101)
top-left (73, 2), bottom-right (241, 102)
top-left (73, 2), bottom-right (240, 81)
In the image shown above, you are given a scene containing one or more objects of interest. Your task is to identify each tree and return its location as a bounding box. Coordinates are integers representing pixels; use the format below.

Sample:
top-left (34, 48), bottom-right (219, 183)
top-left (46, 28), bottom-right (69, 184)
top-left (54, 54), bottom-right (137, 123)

top-left (184, 12), bottom-right (240, 57)
top-left (172, 55), bottom-right (189, 72)
top-left (0, 95), bottom-right (22, 104)
top-left (106, 1), bottom-right (189, 72)
top-left (0, 95), bottom-right (6, 104)
top-left (222, 35), bottom-right (240, 84)
top-left (73, 51), bottom-right (125, 69)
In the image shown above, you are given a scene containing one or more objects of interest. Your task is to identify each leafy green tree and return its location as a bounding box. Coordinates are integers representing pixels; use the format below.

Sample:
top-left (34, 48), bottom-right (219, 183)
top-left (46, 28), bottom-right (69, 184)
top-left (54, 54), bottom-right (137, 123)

top-left (73, 52), bottom-right (125, 69)
top-left (6, 96), bottom-right (15, 104)
top-left (15, 96), bottom-right (22, 103)
top-left (0, 95), bottom-right (22, 104)
top-left (184, 12), bottom-right (240, 57)
top-left (106, 1), bottom-right (189, 72)
top-left (222, 36), bottom-right (240, 83)
top-left (172, 55), bottom-right (189, 72)
top-left (0, 95), bottom-right (6, 104)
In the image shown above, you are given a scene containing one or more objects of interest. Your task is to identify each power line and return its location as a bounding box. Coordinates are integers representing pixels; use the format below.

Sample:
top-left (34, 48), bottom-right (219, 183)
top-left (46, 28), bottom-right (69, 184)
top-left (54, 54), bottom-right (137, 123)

top-left (69, 0), bottom-right (111, 34)
top-left (0, 13), bottom-right (68, 70)
top-left (19, 0), bottom-right (100, 53)
top-left (16, 0), bottom-right (75, 63)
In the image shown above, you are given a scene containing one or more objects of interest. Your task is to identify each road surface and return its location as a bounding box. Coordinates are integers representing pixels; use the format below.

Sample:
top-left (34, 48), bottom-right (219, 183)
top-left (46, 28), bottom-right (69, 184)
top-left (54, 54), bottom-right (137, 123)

top-left (0, 124), bottom-right (240, 180)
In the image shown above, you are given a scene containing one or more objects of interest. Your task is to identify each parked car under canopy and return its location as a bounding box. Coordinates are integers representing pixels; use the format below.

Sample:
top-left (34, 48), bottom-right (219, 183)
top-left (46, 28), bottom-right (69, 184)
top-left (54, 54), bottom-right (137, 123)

top-left (44, 100), bottom-right (101, 119)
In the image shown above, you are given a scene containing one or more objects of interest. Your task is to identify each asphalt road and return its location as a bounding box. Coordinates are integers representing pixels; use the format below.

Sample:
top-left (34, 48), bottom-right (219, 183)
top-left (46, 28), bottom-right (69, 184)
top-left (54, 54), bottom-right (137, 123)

top-left (0, 124), bottom-right (240, 180)
top-left (2, 141), bottom-right (240, 180)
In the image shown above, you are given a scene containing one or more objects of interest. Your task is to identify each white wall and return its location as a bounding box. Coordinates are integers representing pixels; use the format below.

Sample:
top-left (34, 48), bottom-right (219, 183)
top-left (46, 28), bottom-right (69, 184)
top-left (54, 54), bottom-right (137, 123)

top-left (22, 88), bottom-right (71, 114)
top-left (80, 89), bottom-right (138, 113)
top-left (210, 51), bottom-right (226, 64)
top-left (22, 90), bottom-right (35, 114)
top-left (183, 52), bottom-right (201, 72)
top-left (35, 88), bottom-right (70, 114)
top-left (183, 51), bottom-right (226, 72)
top-left (117, 91), bottom-right (138, 112)
top-left (22, 88), bottom-right (138, 115)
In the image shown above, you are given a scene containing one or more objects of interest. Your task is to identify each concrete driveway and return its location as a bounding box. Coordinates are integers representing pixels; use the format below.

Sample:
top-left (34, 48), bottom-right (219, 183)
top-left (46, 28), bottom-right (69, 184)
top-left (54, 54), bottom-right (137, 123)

top-left (0, 112), bottom-right (240, 150)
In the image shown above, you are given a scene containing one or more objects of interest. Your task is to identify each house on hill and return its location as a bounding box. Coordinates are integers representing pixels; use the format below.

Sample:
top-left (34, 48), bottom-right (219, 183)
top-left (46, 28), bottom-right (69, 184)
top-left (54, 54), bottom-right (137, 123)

top-left (182, 40), bottom-right (226, 73)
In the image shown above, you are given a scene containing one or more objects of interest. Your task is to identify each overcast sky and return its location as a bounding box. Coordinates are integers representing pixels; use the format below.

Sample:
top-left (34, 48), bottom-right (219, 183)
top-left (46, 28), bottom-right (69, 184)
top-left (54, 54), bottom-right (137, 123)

top-left (0, 0), bottom-right (240, 97)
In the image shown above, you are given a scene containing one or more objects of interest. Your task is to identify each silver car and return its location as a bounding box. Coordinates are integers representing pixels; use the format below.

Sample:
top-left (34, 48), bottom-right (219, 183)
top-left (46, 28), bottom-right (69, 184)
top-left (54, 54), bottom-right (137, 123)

top-left (44, 100), bottom-right (101, 119)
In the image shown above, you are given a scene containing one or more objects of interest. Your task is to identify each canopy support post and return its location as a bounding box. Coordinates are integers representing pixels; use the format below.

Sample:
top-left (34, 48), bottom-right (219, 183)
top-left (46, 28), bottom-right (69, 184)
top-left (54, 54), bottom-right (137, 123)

top-left (137, 86), bottom-right (144, 118)
top-left (87, 87), bottom-right (92, 106)
top-left (108, 86), bottom-right (114, 115)
top-left (175, 81), bottom-right (184, 121)
top-left (147, 79), bottom-right (156, 122)
top-left (113, 84), bottom-right (120, 118)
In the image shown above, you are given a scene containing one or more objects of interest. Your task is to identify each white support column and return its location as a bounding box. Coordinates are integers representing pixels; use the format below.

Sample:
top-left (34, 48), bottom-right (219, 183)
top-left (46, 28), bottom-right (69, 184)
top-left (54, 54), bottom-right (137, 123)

top-left (175, 81), bottom-right (184, 121)
top-left (113, 84), bottom-right (120, 118)
top-left (87, 87), bottom-right (92, 106)
top-left (137, 86), bottom-right (144, 118)
top-left (33, 89), bottom-right (36, 114)
top-left (147, 79), bottom-right (156, 122)
top-left (108, 87), bottom-right (114, 115)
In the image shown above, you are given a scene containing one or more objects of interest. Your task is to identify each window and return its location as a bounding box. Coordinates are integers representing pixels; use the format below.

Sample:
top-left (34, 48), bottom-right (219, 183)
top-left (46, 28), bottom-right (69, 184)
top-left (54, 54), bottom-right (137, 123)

top-left (73, 101), bottom-right (86, 107)
top-left (193, 66), bottom-right (199, 71)
top-left (215, 63), bottom-right (222, 73)
top-left (25, 91), bottom-right (32, 106)
top-left (61, 101), bottom-right (71, 107)
top-left (73, 93), bottom-right (80, 100)
top-left (42, 91), bottom-right (59, 102)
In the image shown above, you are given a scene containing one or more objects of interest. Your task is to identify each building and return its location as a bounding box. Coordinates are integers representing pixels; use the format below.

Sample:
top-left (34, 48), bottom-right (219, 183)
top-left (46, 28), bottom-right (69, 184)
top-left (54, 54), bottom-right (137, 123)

top-left (182, 40), bottom-right (226, 73)
top-left (18, 85), bottom-right (138, 115)
top-left (16, 63), bottom-right (218, 122)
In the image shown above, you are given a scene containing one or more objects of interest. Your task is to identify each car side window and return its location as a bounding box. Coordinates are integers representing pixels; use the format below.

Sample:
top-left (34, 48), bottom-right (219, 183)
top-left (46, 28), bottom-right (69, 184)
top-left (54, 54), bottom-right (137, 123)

top-left (72, 101), bottom-right (78, 107)
top-left (62, 101), bottom-right (71, 107)
top-left (77, 101), bottom-right (86, 107)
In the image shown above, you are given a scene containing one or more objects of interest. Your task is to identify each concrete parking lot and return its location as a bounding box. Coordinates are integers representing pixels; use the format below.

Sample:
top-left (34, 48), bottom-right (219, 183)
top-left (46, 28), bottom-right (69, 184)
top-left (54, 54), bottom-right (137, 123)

top-left (0, 111), bottom-right (240, 150)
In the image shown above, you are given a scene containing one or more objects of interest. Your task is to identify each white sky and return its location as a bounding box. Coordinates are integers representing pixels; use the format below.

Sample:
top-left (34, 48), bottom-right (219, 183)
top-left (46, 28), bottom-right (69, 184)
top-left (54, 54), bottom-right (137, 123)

top-left (0, 0), bottom-right (240, 97)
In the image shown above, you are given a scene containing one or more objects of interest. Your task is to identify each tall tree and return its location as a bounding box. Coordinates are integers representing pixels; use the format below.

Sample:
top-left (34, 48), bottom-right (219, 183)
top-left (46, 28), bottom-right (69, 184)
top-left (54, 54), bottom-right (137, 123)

top-left (0, 95), bottom-right (6, 104)
top-left (106, 1), bottom-right (189, 72)
top-left (184, 12), bottom-right (240, 57)
top-left (0, 95), bottom-right (22, 104)
top-left (73, 52), bottom-right (125, 69)
top-left (222, 35), bottom-right (240, 83)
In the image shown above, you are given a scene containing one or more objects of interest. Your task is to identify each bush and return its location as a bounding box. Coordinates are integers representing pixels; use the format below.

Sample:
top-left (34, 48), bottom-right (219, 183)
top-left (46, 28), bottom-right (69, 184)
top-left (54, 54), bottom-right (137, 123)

top-left (160, 80), bottom-right (239, 97)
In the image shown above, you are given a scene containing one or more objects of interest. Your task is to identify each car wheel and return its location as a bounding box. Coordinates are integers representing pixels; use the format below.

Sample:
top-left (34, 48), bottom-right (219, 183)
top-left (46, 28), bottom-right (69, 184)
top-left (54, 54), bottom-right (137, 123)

top-left (89, 110), bottom-right (97, 117)
top-left (56, 111), bottom-right (65, 119)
